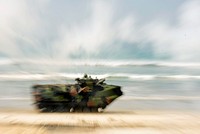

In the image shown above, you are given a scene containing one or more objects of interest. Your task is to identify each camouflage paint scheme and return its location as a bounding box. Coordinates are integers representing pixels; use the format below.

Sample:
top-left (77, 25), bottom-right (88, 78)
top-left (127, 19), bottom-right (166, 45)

top-left (32, 75), bottom-right (123, 112)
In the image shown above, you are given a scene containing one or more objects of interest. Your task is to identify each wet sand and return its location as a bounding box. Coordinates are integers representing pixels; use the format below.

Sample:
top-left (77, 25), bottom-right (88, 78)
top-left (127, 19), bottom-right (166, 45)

top-left (0, 110), bottom-right (200, 134)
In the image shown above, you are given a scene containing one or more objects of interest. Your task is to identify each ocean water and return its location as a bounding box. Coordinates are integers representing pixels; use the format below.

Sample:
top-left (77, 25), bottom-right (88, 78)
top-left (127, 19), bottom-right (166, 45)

top-left (0, 60), bottom-right (200, 111)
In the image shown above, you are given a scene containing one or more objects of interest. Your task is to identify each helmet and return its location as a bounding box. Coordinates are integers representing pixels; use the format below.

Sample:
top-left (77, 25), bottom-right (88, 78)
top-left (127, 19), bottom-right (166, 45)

top-left (83, 74), bottom-right (88, 78)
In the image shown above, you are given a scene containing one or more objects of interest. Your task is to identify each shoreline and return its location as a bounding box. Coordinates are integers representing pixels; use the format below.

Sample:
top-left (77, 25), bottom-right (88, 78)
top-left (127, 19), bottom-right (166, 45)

top-left (0, 110), bottom-right (200, 134)
top-left (1, 98), bottom-right (200, 112)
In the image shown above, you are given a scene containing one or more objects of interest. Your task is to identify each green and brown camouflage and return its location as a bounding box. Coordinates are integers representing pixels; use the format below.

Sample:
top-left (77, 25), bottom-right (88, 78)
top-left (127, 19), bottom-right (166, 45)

top-left (32, 74), bottom-right (123, 112)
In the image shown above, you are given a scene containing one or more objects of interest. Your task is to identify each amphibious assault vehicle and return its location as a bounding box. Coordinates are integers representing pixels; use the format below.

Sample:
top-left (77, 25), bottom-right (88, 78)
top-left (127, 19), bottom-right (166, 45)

top-left (32, 74), bottom-right (123, 112)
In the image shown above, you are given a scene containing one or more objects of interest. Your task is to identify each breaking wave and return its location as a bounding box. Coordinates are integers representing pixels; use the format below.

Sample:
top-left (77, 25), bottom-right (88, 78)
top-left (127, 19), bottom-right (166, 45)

top-left (1, 73), bottom-right (200, 81)
top-left (1, 96), bottom-right (200, 101)
top-left (119, 96), bottom-right (200, 101)
top-left (0, 97), bottom-right (31, 100)
top-left (1, 59), bottom-right (200, 68)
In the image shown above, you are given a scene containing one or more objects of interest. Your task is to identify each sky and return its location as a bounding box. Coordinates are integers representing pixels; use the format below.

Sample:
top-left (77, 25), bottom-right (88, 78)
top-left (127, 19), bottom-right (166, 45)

top-left (0, 0), bottom-right (200, 62)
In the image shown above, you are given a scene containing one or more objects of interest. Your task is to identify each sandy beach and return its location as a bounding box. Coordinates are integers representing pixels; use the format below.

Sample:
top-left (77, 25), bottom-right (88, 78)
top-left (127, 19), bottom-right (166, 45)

top-left (0, 110), bottom-right (200, 134)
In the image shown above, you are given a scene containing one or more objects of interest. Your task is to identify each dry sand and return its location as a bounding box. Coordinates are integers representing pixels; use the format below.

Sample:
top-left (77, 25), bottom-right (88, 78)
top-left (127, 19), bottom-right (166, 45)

top-left (0, 110), bottom-right (200, 134)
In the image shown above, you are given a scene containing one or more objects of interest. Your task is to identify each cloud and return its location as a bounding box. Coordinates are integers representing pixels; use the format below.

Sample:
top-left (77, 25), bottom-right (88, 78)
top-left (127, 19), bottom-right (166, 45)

top-left (0, 0), bottom-right (200, 61)
top-left (145, 0), bottom-right (200, 61)
top-left (53, 1), bottom-right (114, 59)
top-left (0, 0), bottom-right (43, 58)
top-left (53, 0), bottom-right (139, 60)
top-left (48, 0), bottom-right (200, 61)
